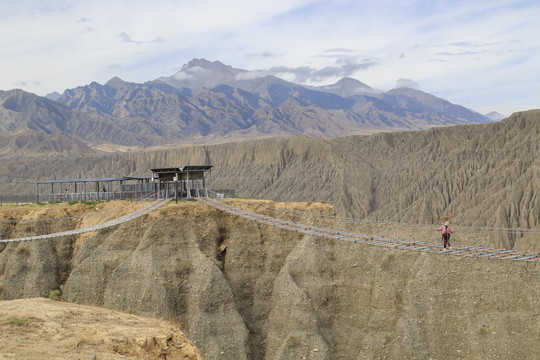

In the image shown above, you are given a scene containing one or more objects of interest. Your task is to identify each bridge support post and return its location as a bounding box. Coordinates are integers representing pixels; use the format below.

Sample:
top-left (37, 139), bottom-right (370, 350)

top-left (186, 171), bottom-right (191, 199)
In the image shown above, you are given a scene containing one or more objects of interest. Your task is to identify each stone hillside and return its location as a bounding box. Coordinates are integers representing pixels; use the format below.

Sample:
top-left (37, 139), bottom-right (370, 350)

top-left (0, 201), bottom-right (538, 359)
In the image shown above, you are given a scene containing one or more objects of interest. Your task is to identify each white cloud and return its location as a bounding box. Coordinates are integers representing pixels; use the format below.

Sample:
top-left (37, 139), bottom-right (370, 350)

top-left (173, 66), bottom-right (212, 80)
top-left (396, 78), bottom-right (420, 89)
top-left (235, 71), bottom-right (268, 81)
top-left (0, 0), bottom-right (538, 114)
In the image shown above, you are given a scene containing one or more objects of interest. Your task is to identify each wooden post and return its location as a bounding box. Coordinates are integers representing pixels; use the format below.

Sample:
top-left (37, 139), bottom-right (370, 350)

top-left (203, 173), bottom-right (207, 197)
top-left (175, 178), bottom-right (179, 203)
top-left (186, 171), bottom-right (191, 199)
top-left (209, 169), bottom-right (212, 196)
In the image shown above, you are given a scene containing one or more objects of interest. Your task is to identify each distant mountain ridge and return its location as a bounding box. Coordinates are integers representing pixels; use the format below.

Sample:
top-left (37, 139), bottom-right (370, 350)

top-left (0, 89), bottom-right (145, 146)
top-left (54, 58), bottom-right (490, 144)
top-left (1, 58), bottom-right (492, 166)
top-left (484, 111), bottom-right (506, 122)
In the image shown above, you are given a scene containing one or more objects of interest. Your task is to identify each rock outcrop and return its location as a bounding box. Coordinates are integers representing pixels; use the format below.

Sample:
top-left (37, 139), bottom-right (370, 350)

top-left (1, 201), bottom-right (538, 359)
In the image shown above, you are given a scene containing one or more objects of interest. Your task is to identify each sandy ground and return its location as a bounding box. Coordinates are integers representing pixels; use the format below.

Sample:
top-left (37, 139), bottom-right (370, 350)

top-left (0, 297), bottom-right (202, 360)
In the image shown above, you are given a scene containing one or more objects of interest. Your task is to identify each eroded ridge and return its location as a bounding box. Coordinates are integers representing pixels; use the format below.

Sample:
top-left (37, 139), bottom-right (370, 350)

top-left (198, 197), bottom-right (539, 262)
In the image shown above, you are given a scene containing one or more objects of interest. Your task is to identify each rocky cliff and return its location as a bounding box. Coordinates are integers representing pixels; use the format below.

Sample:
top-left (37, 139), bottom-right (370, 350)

top-left (1, 201), bottom-right (538, 359)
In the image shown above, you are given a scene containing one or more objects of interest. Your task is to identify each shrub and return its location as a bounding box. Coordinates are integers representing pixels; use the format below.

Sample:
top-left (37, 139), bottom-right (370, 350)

top-left (8, 316), bottom-right (30, 326)
top-left (49, 289), bottom-right (61, 301)
top-left (67, 200), bottom-right (80, 206)
top-left (16, 246), bottom-right (30, 256)
top-left (81, 200), bottom-right (102, 206)
top-left (286, 335), bottom-right (300, 347)
top-left (125, 308), bottom-right (138, 315)
top-left (75, 338), bottom-right (89, 348)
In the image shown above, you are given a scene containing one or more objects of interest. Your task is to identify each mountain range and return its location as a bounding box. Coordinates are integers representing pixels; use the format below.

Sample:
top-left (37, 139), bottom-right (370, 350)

top-left (0, 58), bottom-right (493, 165)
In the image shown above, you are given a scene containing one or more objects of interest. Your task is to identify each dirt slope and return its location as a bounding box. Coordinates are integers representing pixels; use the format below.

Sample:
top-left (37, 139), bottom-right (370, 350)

top-left (1, 201), bottom-right (538, 359)
top-left (0, 297), bottom-right (202, 359)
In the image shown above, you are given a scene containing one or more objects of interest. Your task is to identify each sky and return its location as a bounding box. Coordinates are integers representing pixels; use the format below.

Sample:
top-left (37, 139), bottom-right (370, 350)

top-left (1, 0), bottom-right (539, 115)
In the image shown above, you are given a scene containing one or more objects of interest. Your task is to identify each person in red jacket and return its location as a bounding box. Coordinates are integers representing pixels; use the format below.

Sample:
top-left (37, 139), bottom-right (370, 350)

top-left (436, 221), bottom-right (453, 250)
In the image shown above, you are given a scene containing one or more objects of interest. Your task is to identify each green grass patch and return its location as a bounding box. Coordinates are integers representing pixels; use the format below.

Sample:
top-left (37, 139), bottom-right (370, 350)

top-left (234, 195), bottom-right (249, 199)
top-left (67, 200), bottom-right (105, 209)
top-left (125, 308), bottom-right (138, 315)
top-left (80, 200), bottom-right (104, 206)
top-left (49, 289), bottom-right (61, 301)
top-left (286, 335), bottom-right (300, 347)
top-left (8, 316), bottom-right (30, 326)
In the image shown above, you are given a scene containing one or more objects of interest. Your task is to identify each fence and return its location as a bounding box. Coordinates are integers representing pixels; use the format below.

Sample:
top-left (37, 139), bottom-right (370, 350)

top-left (0, 187), bottom-right (229, 205)
top-left (1, 191), bottom-right (156, 204)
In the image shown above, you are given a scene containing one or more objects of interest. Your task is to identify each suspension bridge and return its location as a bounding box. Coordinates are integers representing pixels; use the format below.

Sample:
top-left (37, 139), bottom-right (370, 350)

top-left (198, 197), bottom-right (540, 263)
top-left (1, 197), bottom-right (538, 262)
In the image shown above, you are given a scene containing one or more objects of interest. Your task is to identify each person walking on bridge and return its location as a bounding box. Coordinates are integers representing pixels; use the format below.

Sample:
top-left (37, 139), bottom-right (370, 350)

top-left (436, 221), bottom-right (453, 250)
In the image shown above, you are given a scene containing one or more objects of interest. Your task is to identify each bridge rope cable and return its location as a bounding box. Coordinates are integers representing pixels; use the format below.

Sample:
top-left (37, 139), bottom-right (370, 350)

top-left (0, 198), bottom-right (170, 244)
top-left (221, 196), bottom-right (540, 235)
top-left (199, 196), bottom-right (540, 262)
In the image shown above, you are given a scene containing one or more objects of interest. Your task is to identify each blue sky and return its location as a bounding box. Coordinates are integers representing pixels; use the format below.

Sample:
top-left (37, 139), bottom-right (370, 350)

top-left (1, 0), bottom-right (539, 115)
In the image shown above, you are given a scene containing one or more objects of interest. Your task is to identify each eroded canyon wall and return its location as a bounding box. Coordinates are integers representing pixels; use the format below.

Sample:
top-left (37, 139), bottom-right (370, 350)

top-left (1, 202), bottom-right (538, 359)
